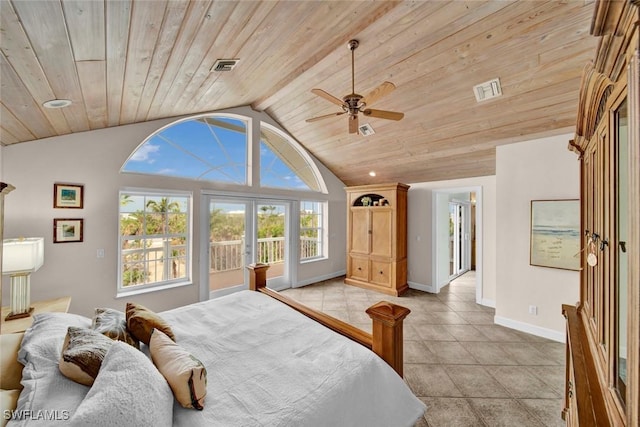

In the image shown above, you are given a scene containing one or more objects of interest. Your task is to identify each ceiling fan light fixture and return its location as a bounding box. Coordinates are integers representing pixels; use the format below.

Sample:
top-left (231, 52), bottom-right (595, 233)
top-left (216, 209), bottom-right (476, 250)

top-left (306, 38), bottom-right (404, 133)
top-left (42, 99), bottom-right (72, 109)
top-left (369, 171), bottom-right (376, 177)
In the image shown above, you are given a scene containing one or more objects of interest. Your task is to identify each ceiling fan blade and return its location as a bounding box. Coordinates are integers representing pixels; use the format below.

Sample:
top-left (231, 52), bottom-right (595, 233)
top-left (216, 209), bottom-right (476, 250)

top-left (349, 115), bottom-right (359, 134)
top-left (311, 88), bottom-right (347, 107)
top-left (362, 109), bottom-right (404, 121)
top-left (361, 81), bottom-right (396, 106)
top-left (305, 111), bottom-right (346, 123)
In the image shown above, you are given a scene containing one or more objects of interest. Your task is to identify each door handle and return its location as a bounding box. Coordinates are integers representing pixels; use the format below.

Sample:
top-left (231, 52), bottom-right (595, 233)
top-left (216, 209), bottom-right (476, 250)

top-left (620, 241), bottom-right (626, 253)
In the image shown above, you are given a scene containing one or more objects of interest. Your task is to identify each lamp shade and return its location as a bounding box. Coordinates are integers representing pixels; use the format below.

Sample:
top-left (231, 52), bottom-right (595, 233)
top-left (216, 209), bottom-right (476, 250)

top-left (2, 238), bottom-right (44, 275)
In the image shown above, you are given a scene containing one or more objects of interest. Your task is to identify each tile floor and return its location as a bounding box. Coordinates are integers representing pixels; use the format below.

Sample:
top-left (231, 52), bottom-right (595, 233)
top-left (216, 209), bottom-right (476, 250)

top-left (280, 271), bottom-right (566, 427)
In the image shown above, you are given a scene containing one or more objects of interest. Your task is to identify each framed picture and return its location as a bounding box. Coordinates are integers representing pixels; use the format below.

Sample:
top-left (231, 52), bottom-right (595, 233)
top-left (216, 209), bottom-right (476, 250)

top-left (53, 218), bottom-right (84, 243)
top-left (530, 199), bottom-right (580, 271)
top-left (54, 183), bottom-right (84, 209)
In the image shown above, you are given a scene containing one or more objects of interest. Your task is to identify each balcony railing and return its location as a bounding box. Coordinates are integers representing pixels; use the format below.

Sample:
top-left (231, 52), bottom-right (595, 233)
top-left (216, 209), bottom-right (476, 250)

top-left (210, 237), bottom-right (319, 272)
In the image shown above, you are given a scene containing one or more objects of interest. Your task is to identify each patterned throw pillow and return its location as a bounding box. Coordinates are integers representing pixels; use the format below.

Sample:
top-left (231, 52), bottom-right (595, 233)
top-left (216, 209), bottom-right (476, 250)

top-left (125, 302), bottom-right (175, 345)
top-left (149, 328), bottom-right (207, 410)
top-left (92, 308), bottom-right (139, 348)
top-left (59, 326), bottom-right (114, 386)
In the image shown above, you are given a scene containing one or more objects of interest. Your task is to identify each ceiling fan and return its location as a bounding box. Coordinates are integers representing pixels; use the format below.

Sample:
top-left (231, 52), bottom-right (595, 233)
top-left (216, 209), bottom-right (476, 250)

top-left (306, 39), bottom-right (404, 134)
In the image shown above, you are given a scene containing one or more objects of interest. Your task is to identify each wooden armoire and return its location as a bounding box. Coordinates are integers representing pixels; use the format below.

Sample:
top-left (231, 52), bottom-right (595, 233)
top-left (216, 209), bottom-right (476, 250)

top-left (563, 1), bottom-right (639, 426)
top-left (345, 183), bottom-right (409, 297)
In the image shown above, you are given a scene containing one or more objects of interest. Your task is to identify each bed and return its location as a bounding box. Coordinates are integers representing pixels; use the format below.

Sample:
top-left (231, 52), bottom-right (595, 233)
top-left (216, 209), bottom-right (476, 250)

top-left (1, 265), bottom-right (425, 426)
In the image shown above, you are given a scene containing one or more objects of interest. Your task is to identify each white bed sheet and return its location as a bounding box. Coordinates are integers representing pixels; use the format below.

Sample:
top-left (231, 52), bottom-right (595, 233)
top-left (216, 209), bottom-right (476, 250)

top-left (160, 290), bottom-right (425, 427)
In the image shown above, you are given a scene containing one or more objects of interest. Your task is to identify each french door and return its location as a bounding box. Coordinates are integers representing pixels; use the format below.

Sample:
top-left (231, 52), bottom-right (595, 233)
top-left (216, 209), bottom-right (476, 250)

top-left (205, 195), bottom-right (291, 298)
top-left (449, 201), bottom-right (470, 278)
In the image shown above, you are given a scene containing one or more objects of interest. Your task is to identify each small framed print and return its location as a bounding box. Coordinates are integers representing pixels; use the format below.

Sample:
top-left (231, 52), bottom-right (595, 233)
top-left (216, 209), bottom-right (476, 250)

top-left (54, 183), bottom-right (84, 209)
top-left (54, 218), bottom-right (84, 243)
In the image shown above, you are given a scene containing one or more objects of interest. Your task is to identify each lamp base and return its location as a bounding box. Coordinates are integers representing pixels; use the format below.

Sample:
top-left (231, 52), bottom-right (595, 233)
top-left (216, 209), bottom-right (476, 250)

top-left (5, 307), bottom-right (34, 321)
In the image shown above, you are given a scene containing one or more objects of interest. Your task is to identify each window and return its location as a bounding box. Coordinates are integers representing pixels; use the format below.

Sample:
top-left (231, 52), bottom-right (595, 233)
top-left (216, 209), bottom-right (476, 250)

top-left (122, 116), bottom-right (248, 185)
top-left (300, 201), bottom-right (325, 260)
top-left (260, 124), bottom-right (322, 191)
top-left (118, 190), bottom-right (191, 295)
top-left (121, 113), bottom-right (327, 194)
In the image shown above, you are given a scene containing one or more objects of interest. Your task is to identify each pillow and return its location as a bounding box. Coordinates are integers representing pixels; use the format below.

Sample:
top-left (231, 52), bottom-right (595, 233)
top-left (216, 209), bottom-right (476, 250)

top-left (69, 341), bottom-right (173, 427)
top-left (126, 302), bottom-right (175, 345)
top-left (91, 308), bottom-right (139, 348)
top-left (59, 327), bottom-right (114, 386)
top-left (0, 332), bottom-right (24, 390)
top-left (15, 312), bottom-right (93, 423)
top-left (149, 328), bottom-right (207, 410)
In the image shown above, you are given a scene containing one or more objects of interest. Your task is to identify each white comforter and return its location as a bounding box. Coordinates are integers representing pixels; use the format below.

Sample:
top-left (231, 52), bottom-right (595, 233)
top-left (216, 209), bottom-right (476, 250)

top-left (161, 290), bottom-right (425, 427)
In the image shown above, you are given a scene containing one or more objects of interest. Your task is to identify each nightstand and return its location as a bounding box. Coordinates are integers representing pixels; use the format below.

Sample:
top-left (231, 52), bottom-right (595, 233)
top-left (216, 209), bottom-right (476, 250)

top-left (0, 296), bottom-right (72, 334)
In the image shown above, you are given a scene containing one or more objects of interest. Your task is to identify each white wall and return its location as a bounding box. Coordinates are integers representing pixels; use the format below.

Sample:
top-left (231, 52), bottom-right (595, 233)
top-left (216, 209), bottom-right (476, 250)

top-left (407, 175), bottom-right (497, 305)
top-left (495, 133), bottom-right (580, 342)
top-left (1, 107), bottom-right (346, 317)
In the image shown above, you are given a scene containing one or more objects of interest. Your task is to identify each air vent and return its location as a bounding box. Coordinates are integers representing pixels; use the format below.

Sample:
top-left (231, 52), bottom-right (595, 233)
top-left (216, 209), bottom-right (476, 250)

top-left (473, 78), bottom-right (502, 102)
top-left (358, 123), bottom-right (375, 136)
top-left (211, 59), bottom-right (240, 72)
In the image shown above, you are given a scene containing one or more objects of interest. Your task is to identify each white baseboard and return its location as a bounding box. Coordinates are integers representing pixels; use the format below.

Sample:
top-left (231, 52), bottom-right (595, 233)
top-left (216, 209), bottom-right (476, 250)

top-left (295, 270), bottom-right (346, 288)
top-left (481, 298), bottom-right (496, 308)
top-left (494, 315), bottom-right (565, 343)
top-left (408, 281), bottom-right (436, 293)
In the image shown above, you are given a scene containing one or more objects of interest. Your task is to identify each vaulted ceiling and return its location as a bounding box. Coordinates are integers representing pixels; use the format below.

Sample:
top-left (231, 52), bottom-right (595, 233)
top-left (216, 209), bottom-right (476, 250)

top-left (0, 0), bottom-right (598, 185)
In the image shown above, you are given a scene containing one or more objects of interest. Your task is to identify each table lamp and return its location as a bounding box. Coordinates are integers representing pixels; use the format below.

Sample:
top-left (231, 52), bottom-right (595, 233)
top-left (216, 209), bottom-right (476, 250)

top-left (2, 237), bottom-right (44, 320)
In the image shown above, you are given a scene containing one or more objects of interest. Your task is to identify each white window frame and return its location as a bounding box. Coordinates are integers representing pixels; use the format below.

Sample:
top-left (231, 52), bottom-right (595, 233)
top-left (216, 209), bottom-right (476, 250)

top-left (117, 188), bottom-right (192, 297)
top-left (299, 200), bottom-right (327, 262)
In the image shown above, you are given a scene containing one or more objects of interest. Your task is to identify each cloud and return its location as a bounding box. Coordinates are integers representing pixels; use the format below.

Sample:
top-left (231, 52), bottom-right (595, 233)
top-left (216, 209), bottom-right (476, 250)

top-left (130, 143), bottom-right (160, 162)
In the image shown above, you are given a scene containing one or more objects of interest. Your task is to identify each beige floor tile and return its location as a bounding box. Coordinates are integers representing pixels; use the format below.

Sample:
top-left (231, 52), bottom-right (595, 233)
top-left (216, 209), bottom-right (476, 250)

top-left (469, 398), bottom-right (545, 427)
top-left (420, 397), bottom-right (486, 427)
top-left (443, 365), bottom-right (510, 398)
top-left (404, 364), bottom-right (463, 397)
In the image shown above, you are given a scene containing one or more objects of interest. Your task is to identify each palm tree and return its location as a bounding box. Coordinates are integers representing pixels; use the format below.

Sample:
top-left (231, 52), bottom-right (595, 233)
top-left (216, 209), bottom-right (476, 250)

top-left (146, 198), bottom-right (183, 279)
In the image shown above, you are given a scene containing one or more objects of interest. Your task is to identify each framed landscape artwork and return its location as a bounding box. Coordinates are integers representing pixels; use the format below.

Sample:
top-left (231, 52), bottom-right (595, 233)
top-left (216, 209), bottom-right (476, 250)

top-left (530, 199), bottom-right (580, 271)
top-left (54, 183), bottom-right (84, 208)
top-left (53, 218), bottom-right (83, 243)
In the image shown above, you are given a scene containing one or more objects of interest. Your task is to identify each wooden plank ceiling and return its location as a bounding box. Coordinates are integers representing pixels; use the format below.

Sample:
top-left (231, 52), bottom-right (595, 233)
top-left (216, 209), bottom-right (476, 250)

top-left (0, 0), bottom-right (598, 185)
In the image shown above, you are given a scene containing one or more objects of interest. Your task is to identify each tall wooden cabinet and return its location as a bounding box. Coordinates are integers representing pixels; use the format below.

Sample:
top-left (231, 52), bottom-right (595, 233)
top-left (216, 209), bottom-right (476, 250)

top-left (345, 183), bottom-right (409, 296)
top-left (563, 1), bottom-right (639, 426)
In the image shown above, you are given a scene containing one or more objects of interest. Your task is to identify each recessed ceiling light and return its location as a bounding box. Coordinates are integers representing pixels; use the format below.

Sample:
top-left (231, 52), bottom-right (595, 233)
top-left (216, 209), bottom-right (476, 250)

top-left (42, 99), bottom-right (72, 109)
top-left (369, 171), bottom-right (376, 177)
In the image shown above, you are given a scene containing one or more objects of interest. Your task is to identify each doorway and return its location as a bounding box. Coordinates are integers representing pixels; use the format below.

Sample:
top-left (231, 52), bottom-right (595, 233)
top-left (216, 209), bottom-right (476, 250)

top-left (449, 201), bottom-right (471, 279)
top-left (204, 195), bottom-right (291, 298)
top-left (432, 187), bottom-right (482, 304)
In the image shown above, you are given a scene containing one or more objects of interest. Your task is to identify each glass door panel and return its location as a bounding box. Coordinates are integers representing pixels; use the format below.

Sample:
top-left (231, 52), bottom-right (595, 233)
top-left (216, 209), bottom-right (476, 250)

top-left (208, 200), bottom-right (250, 296)
top-left (256, 202), bottom-right (289, 289)
top-left (615, 98), bottom-right (628, 402)
top-left (449, 201), bottom-right (470, 278)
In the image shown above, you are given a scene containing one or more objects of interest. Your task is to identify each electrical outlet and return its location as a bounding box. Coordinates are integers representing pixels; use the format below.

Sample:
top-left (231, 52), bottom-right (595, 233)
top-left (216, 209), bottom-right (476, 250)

top-left (97, 248), bottom-right (105, 258)
top-left (528, 305), bottom-right (538, 315)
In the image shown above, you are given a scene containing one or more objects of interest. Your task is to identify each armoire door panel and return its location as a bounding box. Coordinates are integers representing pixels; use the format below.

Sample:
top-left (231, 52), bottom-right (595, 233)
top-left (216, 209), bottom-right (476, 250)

top-left (350, 208), bottom-right (370, 254)
top-left (370, 209), bottom-right (392, 258)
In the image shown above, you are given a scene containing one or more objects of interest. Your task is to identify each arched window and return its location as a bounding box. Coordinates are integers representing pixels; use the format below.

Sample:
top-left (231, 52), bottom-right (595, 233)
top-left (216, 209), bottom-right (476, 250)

top-left (122, 113), bottom-right (326, 193)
